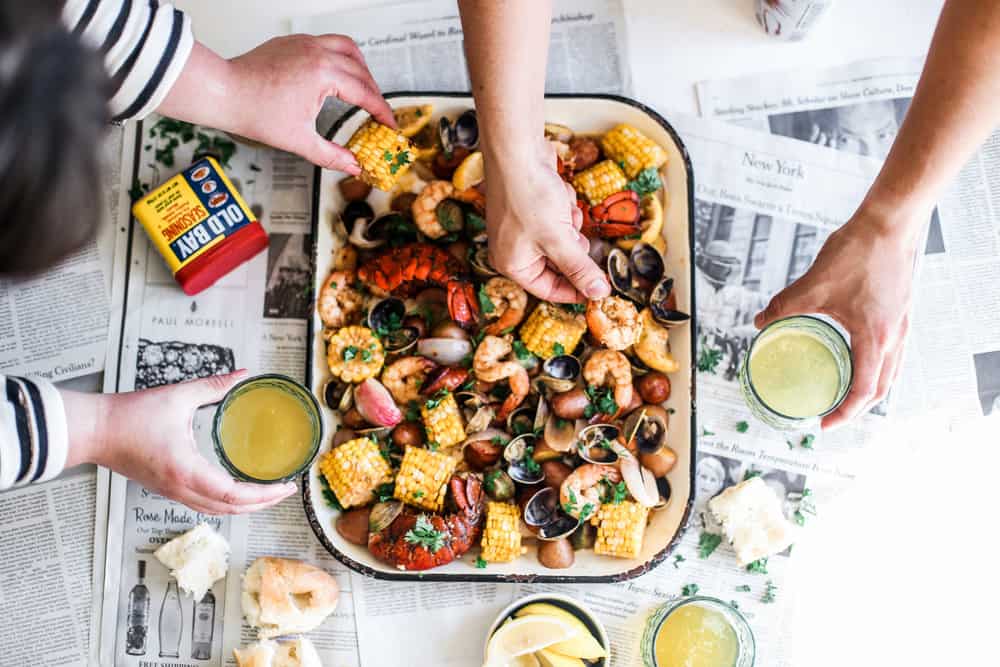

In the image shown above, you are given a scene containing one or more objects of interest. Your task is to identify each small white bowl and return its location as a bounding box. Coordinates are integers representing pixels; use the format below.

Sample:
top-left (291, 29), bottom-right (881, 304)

top-left (484, 592), bottom-right (611, 666)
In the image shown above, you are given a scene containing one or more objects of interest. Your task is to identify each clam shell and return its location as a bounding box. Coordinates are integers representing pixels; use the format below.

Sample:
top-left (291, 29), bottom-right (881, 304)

top-left (576, 424), bottom-right (621, 465)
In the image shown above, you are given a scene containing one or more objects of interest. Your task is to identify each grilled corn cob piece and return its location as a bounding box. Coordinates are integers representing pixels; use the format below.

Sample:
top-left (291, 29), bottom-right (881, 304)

top-left (420, 391), bottom-right (466, 448)
top-left (600, 123), bottom-right (668, 179)
top-left (326, 326), bottom-right (384, 383)
top-left (594, 501), bottom-right (649, 559)
top-left (572, 159), bottom-right (627, 205)
top-left (393, 446), bottom-right (457, 511)
top-left (519, 303), bottom-right (587, 359)
top-left (318, 437), bottom-right (393, 509)
top-left (346, 120), bottom-right (414, 190)
top-left (480, 502), bottom-right (523, 563)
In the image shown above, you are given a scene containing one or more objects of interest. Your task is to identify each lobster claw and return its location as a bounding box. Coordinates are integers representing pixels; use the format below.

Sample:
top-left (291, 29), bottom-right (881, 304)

top-left (446, 279), bottom-right (479, 329)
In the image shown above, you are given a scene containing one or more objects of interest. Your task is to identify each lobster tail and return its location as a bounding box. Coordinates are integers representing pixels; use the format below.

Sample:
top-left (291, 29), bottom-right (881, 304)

top-left (447, 279), bottom-right (479, 329)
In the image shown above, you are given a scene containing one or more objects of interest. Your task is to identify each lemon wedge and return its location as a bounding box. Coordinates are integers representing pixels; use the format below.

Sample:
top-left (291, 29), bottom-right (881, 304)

top-left (484, 615), bottom-right (579, 667)
top-left (617, 193), bottom-right (664, 251)
top-left (393, 104), bottom-right (434, 138)
top-left (453, 150), bottom-right (485, 191)
top-left (513, 603), bottom-right (607, 661)
top-left (536, 648), bottom-right (585, 667)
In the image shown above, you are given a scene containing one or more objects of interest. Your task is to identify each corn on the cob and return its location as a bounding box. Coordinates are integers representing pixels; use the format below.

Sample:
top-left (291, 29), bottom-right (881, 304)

top-left (519, 303), bottom-right (587, 359)
top-left (346, 120), bottom-right (414, 190)
top-left (393, 446), bottom-right (457, 511)
top-left (326, 325), bottom-right (384, 383)
top-left (318, 437), bottom-right (393, 508)
top-left (480, 502), bottom-right (523, 563)
top-left (420, 391), bottom-right (466, 448)
top-left (600, 123), bottom-right (668, 179)
top-left (572, 159), bottom-right (627, 205)
top-left (594, 501), bottom-right (649, 559)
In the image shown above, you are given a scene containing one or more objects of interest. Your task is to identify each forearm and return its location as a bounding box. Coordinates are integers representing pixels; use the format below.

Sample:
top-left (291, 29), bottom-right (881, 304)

top-left (862, 0), bottom-right (1000, 236)
top-left (61, 390), bottom-right (113, 469)
top-left (458, 0), bottom-right (551, 161)
top-left (155, 42), bottom-right (245, 135)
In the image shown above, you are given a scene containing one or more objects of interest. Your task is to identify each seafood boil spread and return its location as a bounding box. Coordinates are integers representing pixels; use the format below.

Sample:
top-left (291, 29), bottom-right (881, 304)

top-left (314, 104), bottom-right (689, 573)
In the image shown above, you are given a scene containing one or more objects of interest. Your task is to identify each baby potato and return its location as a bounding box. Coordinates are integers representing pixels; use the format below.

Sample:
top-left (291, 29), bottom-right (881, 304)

top-left (637, 372), bottom-right (671, 404)
top-left (550, 387), bottom-right (590, 420)
top-left (335, 506), bottom-right (371, 546)
top-left (640, 446), bottom-right (677, 477)
top-left (538, 538), bottom-right (575, 569)
top-left (391, 421), bottom-right (426, 448)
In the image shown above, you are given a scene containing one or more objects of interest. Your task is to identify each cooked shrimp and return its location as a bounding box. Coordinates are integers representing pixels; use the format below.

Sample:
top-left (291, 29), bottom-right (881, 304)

top-left (411, 180), bottom-right (455, 239)
top-left (473, 335), bottom-right (530, 421)
top-left (381, 356), bottom-right (437, 405)
top-left (482, 277), bottom-right (528, 335)
top-left (586, 296), bottom-right (642, 350)
top-left (560, 464), bottom-right (622, 520)
top-left (583, 349), bottom-right (633, 414)
top-left (318, 270), bottom-right (364, 329)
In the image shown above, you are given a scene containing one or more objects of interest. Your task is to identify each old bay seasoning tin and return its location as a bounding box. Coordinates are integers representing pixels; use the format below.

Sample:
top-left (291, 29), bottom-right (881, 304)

top-left (132, 157), bottom-right (268, 295)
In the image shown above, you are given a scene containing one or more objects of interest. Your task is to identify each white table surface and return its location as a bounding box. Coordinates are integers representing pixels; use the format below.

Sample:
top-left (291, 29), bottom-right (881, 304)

top-left (174, 2), bottom-right (998, 665)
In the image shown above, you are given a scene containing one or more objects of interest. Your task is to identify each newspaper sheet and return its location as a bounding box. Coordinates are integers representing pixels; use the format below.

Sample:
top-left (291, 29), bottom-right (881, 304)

top-left (290, 0), bottom-right (633, 134)
top-left (696, 57), bottom-right (1000, 426)
top-left (95, 2), bottom-right (633, 665)
top-left (0, 126), bottom-right (120, 383)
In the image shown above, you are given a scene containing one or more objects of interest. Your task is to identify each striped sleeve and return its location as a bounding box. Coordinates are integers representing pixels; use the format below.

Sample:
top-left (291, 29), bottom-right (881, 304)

top-left (0, 376), bottom-right (69, 490)
top-left (63, 0), bottom-right (195, 122)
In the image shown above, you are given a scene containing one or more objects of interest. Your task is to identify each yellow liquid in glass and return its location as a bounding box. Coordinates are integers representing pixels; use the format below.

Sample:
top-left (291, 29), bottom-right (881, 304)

top-left (654, 605), bottom-right (739, 667)
top-left (219, 386), bottom-right (315, 480)
top-left (748, 329), bottom-right (840, 418)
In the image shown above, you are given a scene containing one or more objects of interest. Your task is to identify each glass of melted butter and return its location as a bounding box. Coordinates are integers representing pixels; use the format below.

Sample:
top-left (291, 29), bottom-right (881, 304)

top-left (212, 374), bottom-right (323, 483)
top-left (739, 315), bottom-right (853, 430)
top-left (641, 597), bottom-right (755, 667)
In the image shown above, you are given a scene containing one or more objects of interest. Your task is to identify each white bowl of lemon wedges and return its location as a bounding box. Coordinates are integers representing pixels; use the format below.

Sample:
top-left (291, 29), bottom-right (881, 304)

top-left (483, 593), bottom-right (610, 667)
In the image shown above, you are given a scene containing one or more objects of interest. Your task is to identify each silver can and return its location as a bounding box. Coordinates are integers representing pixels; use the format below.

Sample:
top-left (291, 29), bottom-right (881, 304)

top-left (756, 0), bottom-right (835, 41)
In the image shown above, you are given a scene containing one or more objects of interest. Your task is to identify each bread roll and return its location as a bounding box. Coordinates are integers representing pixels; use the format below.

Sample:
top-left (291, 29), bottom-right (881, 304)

top-left (241, 557), bottom-right (339, 638)
top-left (708, 476), bottom-right (796, 565)
top-left (233, 637), bottom-right (322, 667)
top-left (154, 523), bottom-right (230, 601)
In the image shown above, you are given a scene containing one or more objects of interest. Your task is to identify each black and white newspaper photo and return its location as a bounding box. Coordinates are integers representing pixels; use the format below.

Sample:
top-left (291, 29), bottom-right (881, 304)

top-left (696, 57), bottom-right (1000, 425)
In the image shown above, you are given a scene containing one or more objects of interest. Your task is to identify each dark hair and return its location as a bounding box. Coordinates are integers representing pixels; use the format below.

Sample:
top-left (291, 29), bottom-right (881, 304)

top-left (0, 1), bottom-right (109, 275)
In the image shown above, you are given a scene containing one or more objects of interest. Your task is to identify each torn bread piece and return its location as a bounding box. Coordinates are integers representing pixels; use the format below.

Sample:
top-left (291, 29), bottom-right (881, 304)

top-left (242, 557), bottom-right (339, 639)
top-left (708, 476), bottom-right (797, 566)
top-left (233, 637), bottom-right (322, 667)
top-left (154, 523), bottom-right (230, 601)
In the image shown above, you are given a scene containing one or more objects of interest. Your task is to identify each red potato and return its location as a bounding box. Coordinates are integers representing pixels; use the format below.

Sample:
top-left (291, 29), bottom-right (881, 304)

top-left (464, 440), bottom-right (503, 470)
top-left (550, 387), bottom-right (590, 420)
top-left (335, 507), bottom-right (371, 546)
top-left (538, 538), bottom-right (575, 569)
top-left (354, 378), bottom-right (403, 428)
top-left (636, 372), bottom-right (671, 404)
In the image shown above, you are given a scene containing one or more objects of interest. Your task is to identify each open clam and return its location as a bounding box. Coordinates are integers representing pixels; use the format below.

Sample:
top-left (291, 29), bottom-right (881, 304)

top-left (523, 487), bottom-right (580, 541)
top-left (368, 500), bottom-right (403, 533)
top-left (322, 380), bottom-right (353, 412)
top-left (470, 246), bottom-right (498, 279)
top-left (368, 298), bottom-right (419, 353)
top-left (624, 405), bottom-right (669, 455)
top-left (503, 434), bottom-right (544, 485)
top-left (649, 278), bottom-right (691, 328)
top-left (607, 242), bottom-right (665, 306)
top-left (483, 468), bottom-right (515, 501)
top-left (368, 212), bottom-right (418, 247)
top-left (576, 424), bottom-right (621, 465)
top-left (439, 110), bottom-right (480, 155)
top-left (653, 477), bottom-right (672, 510)
top-left (539, 355), bottom-right (581, 393)
top-left (543, 414), bottom-right (577, 453)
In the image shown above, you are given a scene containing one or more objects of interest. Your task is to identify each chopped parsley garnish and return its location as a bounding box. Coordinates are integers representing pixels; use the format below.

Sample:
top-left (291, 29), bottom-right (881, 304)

top-left (563, 488), bottom-right (579, 515)
top-left (474, 556), bottom-right (487, 569)
top-left (743, 469), bottom-right (762, 481)
top-left (404, 515), bottom-right (446, 552)
top-left (477, 285), bottom-right (496, 314)
top-left (625, 167), bottom-right (663, 197)
top-left (521, 447), bottom-right (541, 476)
top-left (701, 427), bottom-right (715, 437)
top-left (563, 303), bottom-right (587, 314)
top-left (412, 490), bottom-right (425, 499)
top-left (329, 281), bottom-right (338, 289)
top-left (736, 420), bottom-right (749, 433)
top-left (552, 342), bottom-right (566, 356)
top-left (600, 479), bottom-right (627, 504)
top-left (342, 345), bottom-right (359, 361)
top-left (583, 385), bottom-right (618, 418)
top-left (673, 554), bottom-right (685, 569)
top-left (424, 389), bottom-right (449, 410)
top-left (374, 482), bottom-right (395, 503)
top-left (467, 212), bottom-right (487, 233)
top-left (762, 580), bottom-right (778, 604)
top-left (361, 346), bottom-right (375, 362)
top-left (383, 150), bottom-right (394, 162)
top-left (681, 583), bottom-right (699, 597)
top-left (800, 433), bottom-right (815, 449)
top-left (579, 503), bottom-right (595, 521)
top-left (794, 488), bottom-right (816, 526)
top-left (405, 401), bottom-right (421, 422)
top-left (427, 441), bottom-right (440, 452)
top-left (512, 340), bottom-right (533, 361)
top-left (490, 435), bottom-right (507, 447)
top-left (483, 470), bottom-right (501, 494)
top-left (317, 475), bottom-right (343, 511)
top-left (698, 532), bottom-right (723, 559)
top-left (735, 584), bottom-right (751, 593)
top-left (746, 558), bottom-right (769, 574)
top-left (374, 311), bottom-right (403, 338)
top-left (697, 338), bottom-right (724, 374)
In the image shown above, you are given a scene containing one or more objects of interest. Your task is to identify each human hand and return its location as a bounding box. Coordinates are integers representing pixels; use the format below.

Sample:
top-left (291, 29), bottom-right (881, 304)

top-left (484, 141), bottom-right (611, 303)
top-left (753, 209), bottom-right (921, 429)
top-left (160, 36), bottom-right (395, 173)
top-left (66, 371), bottom-right (296, 514)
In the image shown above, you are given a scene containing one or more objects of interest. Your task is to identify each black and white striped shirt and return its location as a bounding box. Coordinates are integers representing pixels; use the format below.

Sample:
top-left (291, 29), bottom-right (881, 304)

top-left (1, 2), bottom-right (194, 491)
top-left (64, 0), bottom-right (194, 122)
top-left (0, 377), bottom-right (69, 490)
